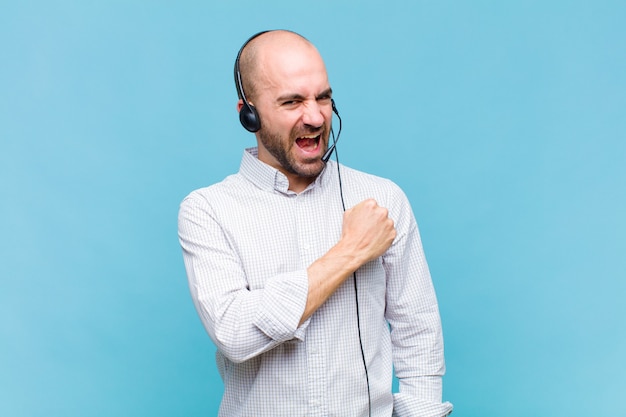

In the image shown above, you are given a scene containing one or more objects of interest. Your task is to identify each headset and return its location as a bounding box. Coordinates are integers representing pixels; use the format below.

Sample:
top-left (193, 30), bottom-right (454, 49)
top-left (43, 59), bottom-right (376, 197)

top-left (233, 30), bottom-right (342, 164)
top-left (234, 30), bottom-right (370, 416)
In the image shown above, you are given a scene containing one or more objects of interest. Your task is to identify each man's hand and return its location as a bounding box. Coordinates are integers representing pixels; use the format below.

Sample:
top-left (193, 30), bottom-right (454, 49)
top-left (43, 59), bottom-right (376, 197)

top-left (338, 198), bottom-right (396, 266)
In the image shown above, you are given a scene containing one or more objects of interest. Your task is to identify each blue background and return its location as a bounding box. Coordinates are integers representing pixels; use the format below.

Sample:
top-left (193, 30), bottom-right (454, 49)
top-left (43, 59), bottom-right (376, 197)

top-left (2, 1), bottom-right (625, 416)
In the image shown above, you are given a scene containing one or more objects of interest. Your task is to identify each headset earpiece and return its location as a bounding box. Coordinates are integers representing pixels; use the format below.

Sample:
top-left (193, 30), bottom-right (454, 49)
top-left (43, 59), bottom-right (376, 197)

top-left (234, 31), bottom-right (270, 133)
top-left (239, 101), bottom-right (261, 132)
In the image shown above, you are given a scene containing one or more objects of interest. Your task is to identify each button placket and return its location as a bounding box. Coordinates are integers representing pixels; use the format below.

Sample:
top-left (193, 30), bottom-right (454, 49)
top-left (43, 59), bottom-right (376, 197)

top-left (295, 191), bottom-right (328, 416)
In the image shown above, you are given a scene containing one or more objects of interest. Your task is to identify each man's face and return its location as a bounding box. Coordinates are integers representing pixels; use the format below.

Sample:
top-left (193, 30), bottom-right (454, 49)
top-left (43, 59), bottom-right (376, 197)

top-left (251, 43), bottom-right (333, 186)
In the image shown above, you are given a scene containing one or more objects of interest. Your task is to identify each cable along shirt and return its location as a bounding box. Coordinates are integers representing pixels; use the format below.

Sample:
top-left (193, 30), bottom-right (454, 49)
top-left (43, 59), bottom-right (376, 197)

top-left (178, 147), bottom-right (453, 417)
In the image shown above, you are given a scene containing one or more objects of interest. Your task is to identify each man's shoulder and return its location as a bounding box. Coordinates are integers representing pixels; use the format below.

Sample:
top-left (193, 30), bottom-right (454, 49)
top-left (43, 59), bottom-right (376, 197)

top-left (336, 163), bottom-right (404, 195)
top-left (332, 163), bottom-right (415, 221)
top-left (179, 172), bottom-right (244, 208)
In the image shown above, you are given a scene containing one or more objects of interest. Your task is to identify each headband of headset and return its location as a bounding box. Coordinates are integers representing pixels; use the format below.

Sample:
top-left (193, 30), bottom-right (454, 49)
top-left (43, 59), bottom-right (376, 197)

top-left (234, 31), bottom-right (270, 132)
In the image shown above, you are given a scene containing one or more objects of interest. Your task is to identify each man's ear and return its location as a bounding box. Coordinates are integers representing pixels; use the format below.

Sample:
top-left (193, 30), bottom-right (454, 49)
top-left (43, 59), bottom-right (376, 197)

top-left (236, 99), bottom-right (244, 113)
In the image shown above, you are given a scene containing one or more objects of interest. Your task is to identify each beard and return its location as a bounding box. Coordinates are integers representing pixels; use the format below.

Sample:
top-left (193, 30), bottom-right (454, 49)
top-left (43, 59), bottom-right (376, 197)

top-left (258, 123), bottom-right (330, 178)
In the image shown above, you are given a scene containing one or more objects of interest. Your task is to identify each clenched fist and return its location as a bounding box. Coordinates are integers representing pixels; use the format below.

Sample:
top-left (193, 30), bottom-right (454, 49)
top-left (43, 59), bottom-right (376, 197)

top-left (340, 199), bottom-right (396, 265)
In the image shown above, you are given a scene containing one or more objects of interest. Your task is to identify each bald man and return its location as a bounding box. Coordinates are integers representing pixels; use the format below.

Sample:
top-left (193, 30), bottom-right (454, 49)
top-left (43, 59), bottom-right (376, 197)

top-left (179, 30), bottom-right (453, 417)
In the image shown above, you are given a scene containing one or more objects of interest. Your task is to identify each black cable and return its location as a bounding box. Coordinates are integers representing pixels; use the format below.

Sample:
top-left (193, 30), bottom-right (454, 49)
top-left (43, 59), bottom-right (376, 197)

top-left (332, 141), bottom-right (372, 417)
top-left (353, 271), bottom-right (372, 417)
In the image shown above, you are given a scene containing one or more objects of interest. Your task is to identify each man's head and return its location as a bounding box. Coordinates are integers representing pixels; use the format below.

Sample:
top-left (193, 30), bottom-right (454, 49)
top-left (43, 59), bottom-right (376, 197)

top-left (235, 30), bottom-right (334, 192)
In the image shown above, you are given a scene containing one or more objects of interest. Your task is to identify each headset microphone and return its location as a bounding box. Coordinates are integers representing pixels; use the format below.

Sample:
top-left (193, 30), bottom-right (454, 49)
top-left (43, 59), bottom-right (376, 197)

top-left (322, 99), bottom-right (342, 163)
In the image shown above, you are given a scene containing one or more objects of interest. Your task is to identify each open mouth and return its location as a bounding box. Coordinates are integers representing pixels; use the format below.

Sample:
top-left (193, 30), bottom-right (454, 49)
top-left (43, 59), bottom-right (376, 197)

top-left (295, 134), bottom-right (321, 152)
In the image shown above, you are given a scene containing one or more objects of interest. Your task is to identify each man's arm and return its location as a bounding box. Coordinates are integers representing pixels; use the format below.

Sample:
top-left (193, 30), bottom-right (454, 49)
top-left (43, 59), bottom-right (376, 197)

top-left (301, 198), bottom-right (396, 325)
top-left (383, 188), bottom-right (453, 417)
top-left (179, 195), bottom-right (395, 362)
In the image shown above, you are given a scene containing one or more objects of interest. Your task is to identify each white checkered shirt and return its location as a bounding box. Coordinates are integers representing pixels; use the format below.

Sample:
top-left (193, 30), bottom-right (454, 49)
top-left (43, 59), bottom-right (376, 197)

top-left (178, 148), bottom-right (453, 417)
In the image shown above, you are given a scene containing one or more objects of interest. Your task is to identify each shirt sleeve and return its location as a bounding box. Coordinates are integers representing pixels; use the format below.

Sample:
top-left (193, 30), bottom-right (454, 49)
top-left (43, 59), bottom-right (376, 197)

top-left (383, 186), bottom-right (453, 417)
top-left (178, 192), bottom-right (310, 364)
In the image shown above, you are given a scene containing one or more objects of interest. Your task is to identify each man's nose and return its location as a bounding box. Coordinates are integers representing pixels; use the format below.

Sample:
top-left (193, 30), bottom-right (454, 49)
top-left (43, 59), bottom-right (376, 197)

top-left (302, 101), bottom-right (325, 128)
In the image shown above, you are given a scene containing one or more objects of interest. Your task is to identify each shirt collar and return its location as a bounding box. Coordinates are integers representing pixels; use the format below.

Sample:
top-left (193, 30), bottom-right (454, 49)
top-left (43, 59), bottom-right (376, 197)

top-left (239, 147), bottom-right (330, 195)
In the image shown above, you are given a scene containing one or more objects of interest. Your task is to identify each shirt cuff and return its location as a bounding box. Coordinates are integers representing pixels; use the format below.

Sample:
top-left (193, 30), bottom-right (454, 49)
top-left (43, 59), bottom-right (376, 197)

top-left (253, 269), bottom-right (309, 343)
top-left (392, 395), bottom-right (453, 417)
top-left (392, 376), bottom-right (453, 417)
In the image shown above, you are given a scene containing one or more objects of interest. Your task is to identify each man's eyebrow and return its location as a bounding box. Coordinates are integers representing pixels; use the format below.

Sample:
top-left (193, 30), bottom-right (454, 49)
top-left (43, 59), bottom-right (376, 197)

top-left (276, 88), bottom-right (333, 103)
top-left (276, 93), bottom-right (306, 103)
top-left (317, 88), bottom-right (333, 99)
